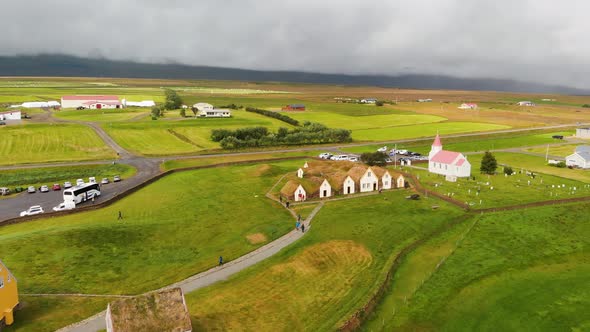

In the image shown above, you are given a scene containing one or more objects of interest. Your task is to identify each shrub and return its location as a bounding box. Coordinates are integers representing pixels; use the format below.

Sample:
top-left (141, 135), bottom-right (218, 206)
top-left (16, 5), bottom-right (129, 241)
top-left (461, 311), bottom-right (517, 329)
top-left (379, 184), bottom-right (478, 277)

top-left (582, 104), bottom-right (590, 108)
top-left (480, 151), bottom-right (498, 174)
top-left (375, 100), bottom-right (384, 106)
top-left (361, 152), bottom-right (388, 166)
top-left (503, 166), bottom-right (514, 175)
top-left (163, 89), bottom-right (183, 110)
top-left (180, 109), bottom-right (186, 117)
top-left (245, 107), bottom-right (299, 126)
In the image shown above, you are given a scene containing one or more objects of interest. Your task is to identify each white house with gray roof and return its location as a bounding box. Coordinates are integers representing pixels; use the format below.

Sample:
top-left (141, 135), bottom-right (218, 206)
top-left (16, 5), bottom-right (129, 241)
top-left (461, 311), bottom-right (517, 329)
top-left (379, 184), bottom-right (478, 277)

top-left (566, 146), bottom-right (590, 169)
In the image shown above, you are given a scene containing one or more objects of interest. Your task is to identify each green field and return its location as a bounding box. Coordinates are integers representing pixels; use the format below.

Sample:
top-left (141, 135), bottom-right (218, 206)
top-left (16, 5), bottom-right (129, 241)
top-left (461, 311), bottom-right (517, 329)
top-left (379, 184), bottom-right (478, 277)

top-left (53, 108), bottom-right (149, 122)
top-left (9, 296), bottom-right (109, 332)
top-left (352, 122), bottom-right (510, 141)
top-left (366, 203), bottom-right (590, 331)
top-left (161, 151), bottom-right (317, 171)
top-left (0, 161), bottom-right (301, 296)
top-left (405, 165), bottom-right (590, 208)
top-left (526, 143), bottom-right (578, 157)
top-left (342, 131), bottom-right (574, 155)
top-left (185, 190), bottom-right (464, 331)
top-left (0, 123), bottom-right (115, 165)
top-left (102, 110), bottom-right (293, 155)
top-left (287, 112), bottom-right (445, 131)
top-left (0, 164), bottom-right (135, 192)
top-left (490, 152), bottom-right (590, 183)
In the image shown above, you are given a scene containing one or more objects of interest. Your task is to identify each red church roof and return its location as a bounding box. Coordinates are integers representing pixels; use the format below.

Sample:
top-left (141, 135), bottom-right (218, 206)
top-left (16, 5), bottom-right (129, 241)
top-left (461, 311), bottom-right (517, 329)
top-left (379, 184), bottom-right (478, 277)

top-left (455, 158), bottom-right (466, 166)
top-left (62, 95), bottom-right (119, 100)
top-left (431, 150), bottom-right (461, 164)
top-left (432, 133), bottom-right (442, 147)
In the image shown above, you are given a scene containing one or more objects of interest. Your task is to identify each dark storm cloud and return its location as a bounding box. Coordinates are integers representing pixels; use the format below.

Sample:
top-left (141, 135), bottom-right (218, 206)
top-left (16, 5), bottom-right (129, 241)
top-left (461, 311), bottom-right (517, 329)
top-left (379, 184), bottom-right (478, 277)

top-left (1, 0), bottom-right (589, 87)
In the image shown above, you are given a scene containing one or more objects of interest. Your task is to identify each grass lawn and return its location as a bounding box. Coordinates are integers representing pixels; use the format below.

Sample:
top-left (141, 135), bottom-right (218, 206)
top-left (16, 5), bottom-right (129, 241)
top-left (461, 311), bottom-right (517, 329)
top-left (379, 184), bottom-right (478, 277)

top-left (352, 122), bottom-right (510, 141)
top-left (52, 108), bottom-right (149, 122)
top-left (0, 123), bottom-right (115, 165)
top-left (490, 152), bottom-right (590, 183)
top-left (8, 296), bottom-right (109, 332)
top-left (0, 161), bottom-right (303, 296)
top-left (342, 131), bottom-right (574, 155)
top-left (287, 112), bottom-right (445, 131)
top-left (0, 164), bottom-right (135, 193)
top-left (404, 166), bottom-right (590, 208)
top-left (378, 203), bottom-right (590, 331)
top-left (161, 151), bottom-right (317, 171)
top-left (102, 110), bottom-right (292, 155)
top-left (185, 190), bottom-right (464, 331)
top-left (526, 143), bottom-right (578, 157)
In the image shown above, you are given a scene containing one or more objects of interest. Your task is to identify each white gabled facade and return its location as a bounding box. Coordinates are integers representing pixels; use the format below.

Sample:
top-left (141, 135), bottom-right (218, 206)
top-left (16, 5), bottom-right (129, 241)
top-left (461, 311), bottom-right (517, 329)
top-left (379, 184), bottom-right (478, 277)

top-left (319, 179), bottom-right (332, 198)
top-left (381, 171), bottom-right (392, 190)
top-left (0, 111), bottom-right (21, 120)
top-left (566, 146), bottom-right (590, 169)
top-left (343, 176), bottom-right (355, 195)
top-left (359, 167), bottom-right (380, 192)
top-left (396, 175), bottom-right (405, 188)
top-left (294, 184), bottom-right (306, 202)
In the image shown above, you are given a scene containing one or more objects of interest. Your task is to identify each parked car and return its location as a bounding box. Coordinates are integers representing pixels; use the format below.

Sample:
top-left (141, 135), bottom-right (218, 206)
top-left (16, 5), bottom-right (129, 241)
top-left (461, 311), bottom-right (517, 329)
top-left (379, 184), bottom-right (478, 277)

top-left (385, 158), bottom-right (393, 163)
top-left (113, 175), bottom-right (121, 182)
top-left (101, 178), bottom-right (110, 184)
top-left (53, 201), bottom-right (75, 212)
top-left (330, 155), bottom-right (349, 161)
top-left (76, 106), bottom-right (86, 110)
top-left (377, 146), bottom-right (388, 152)
top-left (410, 152), bottom-right (421, 156)
top-left (89, 177), bottom-right (97, 184)
top-left (398, 149), bottom-right (409, 155)
top-left (348, 156), bottom-right (359, 162)
top-left (39, 185), bottom-right (49, 193)
top-left (0, 187), bottom-right (10, 196)
top-left (20, 205), bottom-right (44, 217)
top-left (64, 181), bottom-right (72, 189)
top-left (552, 135), bottom-right (564, 139)
top-left (76, 178), bottom-right (85, 186)
top-left (0, 121), bottom-right (6, 126)
top-left (318, 152), bottom-right (333, 159)
top-left (27, 186), bottom-right (36, 193)
top-left (52, 183), bottom-right (61, 191)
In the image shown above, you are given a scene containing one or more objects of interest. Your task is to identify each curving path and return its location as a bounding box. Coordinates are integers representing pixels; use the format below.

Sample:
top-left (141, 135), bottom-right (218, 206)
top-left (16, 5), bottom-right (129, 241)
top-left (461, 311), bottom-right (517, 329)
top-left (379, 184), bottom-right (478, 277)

top-left (56, 203), bottom-right (324, 332)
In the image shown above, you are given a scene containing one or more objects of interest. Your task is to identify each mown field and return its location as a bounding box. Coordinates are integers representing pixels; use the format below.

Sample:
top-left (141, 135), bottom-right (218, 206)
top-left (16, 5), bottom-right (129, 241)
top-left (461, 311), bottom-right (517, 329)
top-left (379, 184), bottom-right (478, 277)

top-left (352, 122), bottom-right (510, 141)
top-left (0, 123), bottom-right (115, 165)
top-left (0, 163), bottom-right (135, 192)
top-left (52, 108), bottom-right (149, 122)
top-left (185, 190), bottom-right (464, 331)
top-left (342, 131), bottom-right (574, 155)
top-left (491, 152), bottom-right (590, 183)
top-left (365, 203), bottom-right (590, 331)
top-left (405, 164), bottom-right (590, 208)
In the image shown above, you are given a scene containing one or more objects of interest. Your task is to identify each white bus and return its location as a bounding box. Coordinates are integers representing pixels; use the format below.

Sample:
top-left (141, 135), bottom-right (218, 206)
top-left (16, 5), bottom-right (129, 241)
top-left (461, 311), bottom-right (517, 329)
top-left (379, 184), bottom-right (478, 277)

top-left (63, 183), bottom-right (101, 204)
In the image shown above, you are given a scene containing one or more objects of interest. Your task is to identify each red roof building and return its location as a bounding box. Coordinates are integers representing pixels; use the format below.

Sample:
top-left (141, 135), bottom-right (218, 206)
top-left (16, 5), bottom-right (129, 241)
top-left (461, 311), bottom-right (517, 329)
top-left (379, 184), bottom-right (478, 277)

top-left (428, 133), bottom-right (471, 178)
top-left (61, 95), bottom-right (121, 109)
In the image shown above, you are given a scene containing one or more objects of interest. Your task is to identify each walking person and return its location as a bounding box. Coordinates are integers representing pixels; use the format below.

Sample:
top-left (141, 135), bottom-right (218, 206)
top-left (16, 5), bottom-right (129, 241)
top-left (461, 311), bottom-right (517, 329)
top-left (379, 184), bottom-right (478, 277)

top-left (301, 224), bottom-right (305, 233)
top-left (117, 211), bottom-right (123, 220)
top-left (219, 256), bottom-right (224, 266)
top-left (286, 201), bottom-right (290, 209)
top-left (295, 221), bottom-right (301, 230)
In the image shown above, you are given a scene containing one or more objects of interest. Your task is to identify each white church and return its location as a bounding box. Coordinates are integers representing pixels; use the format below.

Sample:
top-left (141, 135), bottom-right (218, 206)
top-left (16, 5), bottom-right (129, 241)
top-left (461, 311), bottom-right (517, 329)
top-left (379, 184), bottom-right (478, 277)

top-left (428, 133), bottom-right (471, 181)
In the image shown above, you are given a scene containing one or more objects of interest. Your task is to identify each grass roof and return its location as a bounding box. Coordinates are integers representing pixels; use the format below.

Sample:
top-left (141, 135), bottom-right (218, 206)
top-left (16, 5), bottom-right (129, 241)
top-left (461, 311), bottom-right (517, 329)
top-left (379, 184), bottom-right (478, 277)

top-left (108, 288), bottom-right (192, 332)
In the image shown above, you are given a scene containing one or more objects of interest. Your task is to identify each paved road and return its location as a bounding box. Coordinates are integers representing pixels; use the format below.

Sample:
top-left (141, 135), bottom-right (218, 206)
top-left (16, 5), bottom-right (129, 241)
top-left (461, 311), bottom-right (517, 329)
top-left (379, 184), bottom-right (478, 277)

top-left (0, 120), bottom-right (586, 223)
top-left (57, 203), bottom-right (324, 332)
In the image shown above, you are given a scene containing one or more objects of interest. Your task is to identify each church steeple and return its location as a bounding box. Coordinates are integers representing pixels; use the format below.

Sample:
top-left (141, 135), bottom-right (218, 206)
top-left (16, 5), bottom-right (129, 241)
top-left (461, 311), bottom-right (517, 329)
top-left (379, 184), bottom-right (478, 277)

top-left (429, 132), bottom-right (443, 158)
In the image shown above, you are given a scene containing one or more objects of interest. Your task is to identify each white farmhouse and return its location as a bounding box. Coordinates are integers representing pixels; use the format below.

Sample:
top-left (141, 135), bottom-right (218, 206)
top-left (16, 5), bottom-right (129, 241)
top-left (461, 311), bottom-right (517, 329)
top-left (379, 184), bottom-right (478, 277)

top-left (566, 146), bottom-right (590, 169)
top-left (0, 110), bottom-right (21, 121)
top-left (517, 101), bottom-right (535, 106)
top-left (348, 166), bottom-right (380, 192)
top-left (198, 109), bottom-right (231, 118)
top-left (576, 128), bottom-right (590, 139)
top-left (458, 103), bottom-right (478, 110)
top-left (192, 103), bottom-right (214, 112)
top-left (428, 134), bottom-right (471, 179)
top-left (61, 95), bottom-right (121, 109)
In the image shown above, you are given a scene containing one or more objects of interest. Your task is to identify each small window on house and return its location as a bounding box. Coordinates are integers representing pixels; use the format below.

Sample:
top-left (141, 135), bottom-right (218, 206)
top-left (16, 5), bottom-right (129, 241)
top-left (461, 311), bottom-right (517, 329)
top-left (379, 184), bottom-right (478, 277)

top-left (368, 172), bottom-right (371, 176)
top-left (385, 181), bottom-right (389, 186)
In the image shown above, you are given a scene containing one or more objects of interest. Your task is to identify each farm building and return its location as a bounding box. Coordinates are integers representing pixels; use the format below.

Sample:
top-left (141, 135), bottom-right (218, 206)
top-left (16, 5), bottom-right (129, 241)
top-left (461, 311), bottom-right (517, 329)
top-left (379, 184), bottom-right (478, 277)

top-left (11, 101), bottom-right (60, 108)
top-left (566, 146), bottom-right (590, 169)
top-left (517, 101), bottom-right (535, 106)
top-left (280, 161), bottom-right (405, 201)
top-left (0, 110), bottom-right (21, 121)
top-left (198, 109), bottom-right (231, 118)
top-left (417, 98), bottom-right (433, 102)
top-left (61, 95), bottom-right (121, 109)
top-left (360, 98), bottom-right (377, 104)
top-left (192, 103), bottom-right (213, 112)
top-left (575, 128), bottom-right (590, 139)
top-left (105, 288), bottom-right (192, 332)
top-left (458, 103), bottom-right (478, 110)
top-left (282, 104), bottom-right (306, 111)
top-left (428, 133), bottom-right (471, 180)
top-left (122, 99), bottom-right (155, 107)
top-left (0, 259), bottom-right (19, 328)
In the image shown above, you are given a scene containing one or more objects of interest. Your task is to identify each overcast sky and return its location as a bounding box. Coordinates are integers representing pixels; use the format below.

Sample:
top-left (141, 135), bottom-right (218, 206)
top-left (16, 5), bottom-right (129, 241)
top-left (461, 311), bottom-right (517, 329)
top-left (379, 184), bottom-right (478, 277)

top-left (2, 0), bottom-right (589, 87)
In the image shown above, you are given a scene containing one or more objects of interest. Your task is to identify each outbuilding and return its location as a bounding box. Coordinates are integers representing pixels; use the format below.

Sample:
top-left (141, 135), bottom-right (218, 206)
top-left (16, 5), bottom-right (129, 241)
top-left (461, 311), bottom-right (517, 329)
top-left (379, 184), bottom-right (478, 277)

top-left (61, 95), bottom-right (121, 109)
top-left (566, 146), bottom-right (590, 169)
top-left (576, 128), bottom-right (590, 139)
top-left (282, 104), bottom-right (306, 111)
top-left (0, 110), bottom-right (21, 121)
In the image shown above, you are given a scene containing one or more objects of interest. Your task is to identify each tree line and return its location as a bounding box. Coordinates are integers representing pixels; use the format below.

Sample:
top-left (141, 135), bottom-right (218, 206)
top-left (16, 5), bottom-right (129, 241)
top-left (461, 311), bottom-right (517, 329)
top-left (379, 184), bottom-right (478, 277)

top-left (245, 107), bottom-right (300, 126)
top-left (211, 122), bottom-right (351, 149)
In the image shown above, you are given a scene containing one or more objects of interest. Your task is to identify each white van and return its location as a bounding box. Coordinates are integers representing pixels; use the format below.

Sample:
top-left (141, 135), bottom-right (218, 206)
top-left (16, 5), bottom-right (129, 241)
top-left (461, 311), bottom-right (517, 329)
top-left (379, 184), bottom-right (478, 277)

top-left (330, 155), bottom-right (349, 161)
top-left (89, 177), bottom-right (97, 184)
top-left (0, 187), bottom-right (10, 196)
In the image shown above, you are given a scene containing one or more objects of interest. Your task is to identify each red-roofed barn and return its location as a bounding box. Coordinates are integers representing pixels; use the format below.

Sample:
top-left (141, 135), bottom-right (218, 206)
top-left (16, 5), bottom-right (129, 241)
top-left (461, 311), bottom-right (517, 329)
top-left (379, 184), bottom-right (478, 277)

top-left (61, 95), bottom-right (121, 109)
top-left (428, 133), bottom-right (471, 179)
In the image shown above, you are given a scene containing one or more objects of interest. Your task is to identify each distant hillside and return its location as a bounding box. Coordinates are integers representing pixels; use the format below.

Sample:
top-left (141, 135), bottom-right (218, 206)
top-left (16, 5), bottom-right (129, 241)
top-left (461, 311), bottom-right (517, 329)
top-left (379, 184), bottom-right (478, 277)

top-left (0, 54), bottom-right (586, 94)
